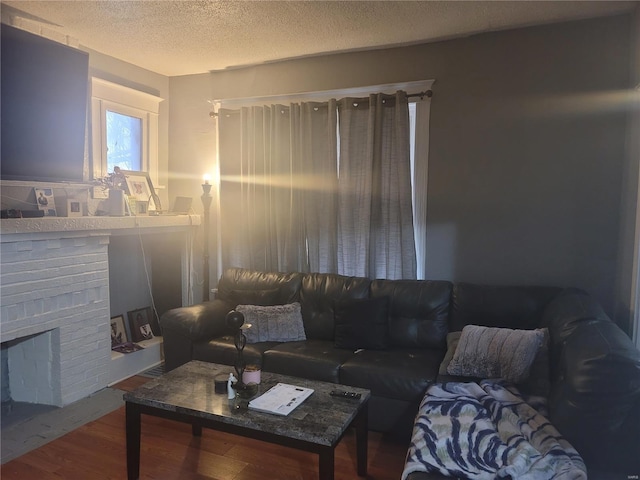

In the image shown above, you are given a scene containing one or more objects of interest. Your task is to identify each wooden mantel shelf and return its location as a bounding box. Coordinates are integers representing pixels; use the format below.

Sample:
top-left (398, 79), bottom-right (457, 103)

top-left (1, 214), bottom-right (201, 240)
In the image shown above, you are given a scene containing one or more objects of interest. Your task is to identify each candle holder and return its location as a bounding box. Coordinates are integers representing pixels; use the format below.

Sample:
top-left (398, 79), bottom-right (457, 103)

top-left (225, 310), bottom-right (258, 398)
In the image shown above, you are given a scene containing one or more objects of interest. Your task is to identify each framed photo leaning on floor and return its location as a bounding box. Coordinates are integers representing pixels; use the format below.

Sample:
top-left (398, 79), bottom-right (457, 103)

top-left (127, 307), bottom-right (154, 342)
top-left (110, 314), bottom-right (128, 348)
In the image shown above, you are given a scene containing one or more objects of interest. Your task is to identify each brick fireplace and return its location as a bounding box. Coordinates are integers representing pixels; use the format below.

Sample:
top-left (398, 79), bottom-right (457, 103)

top-left (0, 215), bottom-right (200, 406)
top-left (1, 215), bottom-right (200, 408)
top-left (1, 231), bottom-right (111, 407)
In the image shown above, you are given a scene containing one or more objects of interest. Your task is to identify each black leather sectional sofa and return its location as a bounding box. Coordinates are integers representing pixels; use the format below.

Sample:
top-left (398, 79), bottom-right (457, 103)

top-left (160, 268), bottom-right (640, 476)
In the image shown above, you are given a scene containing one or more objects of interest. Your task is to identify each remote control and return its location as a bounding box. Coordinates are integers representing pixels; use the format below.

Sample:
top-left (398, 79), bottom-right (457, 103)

top-left (330, 390), bottom-right (361, 400)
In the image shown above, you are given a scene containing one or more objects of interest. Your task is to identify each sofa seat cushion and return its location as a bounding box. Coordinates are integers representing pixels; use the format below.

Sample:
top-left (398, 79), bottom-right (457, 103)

top-left (263, 340), bottom-right (356, 383)
top-left (192, 335), bottom-right (279, 368)
top-left (339, 348), bottom-right (443, 401)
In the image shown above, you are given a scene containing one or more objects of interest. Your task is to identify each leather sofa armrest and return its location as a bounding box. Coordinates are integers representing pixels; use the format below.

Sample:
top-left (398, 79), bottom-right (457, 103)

top-left (160, 299), bottom-right (233, 371)
top-left (160, 299), bottom-right (233, 341)
top-left (160, 299), bottom-right (234, 371)
top-left (548, 320), bottom-right (640, 474)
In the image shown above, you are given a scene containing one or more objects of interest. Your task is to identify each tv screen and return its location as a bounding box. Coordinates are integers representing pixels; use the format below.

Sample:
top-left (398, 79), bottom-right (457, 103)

top-left (1, 24), bottom-right (89, 182)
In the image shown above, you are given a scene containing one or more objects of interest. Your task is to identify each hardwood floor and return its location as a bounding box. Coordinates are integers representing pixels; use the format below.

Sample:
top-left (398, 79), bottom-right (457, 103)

top-left (1, 376), bottom-right (410, 479)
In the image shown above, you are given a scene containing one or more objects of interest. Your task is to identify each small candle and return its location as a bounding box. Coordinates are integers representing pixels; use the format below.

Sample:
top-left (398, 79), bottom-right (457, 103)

top-left (203, 173), bottom-right (211, 185)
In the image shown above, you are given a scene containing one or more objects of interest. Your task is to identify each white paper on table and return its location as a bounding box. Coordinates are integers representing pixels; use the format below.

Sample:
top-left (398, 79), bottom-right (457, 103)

top-left (248, 383), bottom-right (314, 416)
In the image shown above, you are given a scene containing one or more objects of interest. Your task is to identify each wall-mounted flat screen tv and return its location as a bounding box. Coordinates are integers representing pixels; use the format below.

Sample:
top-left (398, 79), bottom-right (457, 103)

top-left (1, 24), bottom-right (89, 183)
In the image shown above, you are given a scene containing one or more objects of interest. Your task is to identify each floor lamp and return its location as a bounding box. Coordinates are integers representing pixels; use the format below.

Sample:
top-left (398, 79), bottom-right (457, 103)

top-left (201, 175), bottom-right (212, 302)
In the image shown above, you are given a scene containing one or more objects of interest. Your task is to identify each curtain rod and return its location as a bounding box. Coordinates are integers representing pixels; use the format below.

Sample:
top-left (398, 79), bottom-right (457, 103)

top-left (211, 89), bottom-right (433, 117)
top-left (406, 90), bottom-right (433, 100)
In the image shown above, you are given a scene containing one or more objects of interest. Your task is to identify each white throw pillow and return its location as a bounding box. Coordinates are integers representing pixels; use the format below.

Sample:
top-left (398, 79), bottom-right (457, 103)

top-left (235, 303), bottom-right (306, 343)
top-left (446, 325), bottom-right (544, 383)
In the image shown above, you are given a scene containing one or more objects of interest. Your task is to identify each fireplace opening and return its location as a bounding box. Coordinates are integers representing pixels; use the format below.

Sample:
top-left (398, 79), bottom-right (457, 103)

top-left (1, 329), bottom-right (59, 408)
top-left (1, 344), bottom-right (12, 416)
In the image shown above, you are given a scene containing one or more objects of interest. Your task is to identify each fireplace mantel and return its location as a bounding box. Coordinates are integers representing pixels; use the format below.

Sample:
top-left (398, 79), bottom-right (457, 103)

top-left (1, 214), bottom-right (201, 239)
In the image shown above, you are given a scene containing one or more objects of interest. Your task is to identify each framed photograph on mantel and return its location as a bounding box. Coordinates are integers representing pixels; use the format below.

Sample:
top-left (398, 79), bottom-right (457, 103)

top-left (127, 307), bottom-right (155, 343)
top-left (121, 170), bottom-right (162, 212)
top-left (34, 187), bottom-right (57, 216)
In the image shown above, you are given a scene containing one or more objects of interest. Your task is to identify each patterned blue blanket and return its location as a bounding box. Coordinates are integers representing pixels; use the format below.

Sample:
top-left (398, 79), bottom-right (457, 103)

top-left (402, 381), bottom-right (586, 480)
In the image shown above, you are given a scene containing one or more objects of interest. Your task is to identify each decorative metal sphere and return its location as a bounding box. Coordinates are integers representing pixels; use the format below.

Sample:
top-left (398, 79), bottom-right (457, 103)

top-left (226, 310), bottom-right (245, 330)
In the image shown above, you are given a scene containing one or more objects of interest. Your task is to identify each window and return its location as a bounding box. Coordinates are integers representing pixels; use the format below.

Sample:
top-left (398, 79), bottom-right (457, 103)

top-left (106, 110), bottom-right (142, 172)
top-left (90, 77), bottom-right (163, 194)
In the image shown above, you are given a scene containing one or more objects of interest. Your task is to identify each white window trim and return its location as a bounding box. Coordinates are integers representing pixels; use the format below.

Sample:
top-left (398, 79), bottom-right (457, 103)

top-left (90, 77), bottom-right (163, 194)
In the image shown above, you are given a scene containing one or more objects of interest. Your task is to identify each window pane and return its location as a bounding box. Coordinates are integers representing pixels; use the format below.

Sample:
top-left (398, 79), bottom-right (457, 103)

top-left (106, 110), bottom-right (142, 172)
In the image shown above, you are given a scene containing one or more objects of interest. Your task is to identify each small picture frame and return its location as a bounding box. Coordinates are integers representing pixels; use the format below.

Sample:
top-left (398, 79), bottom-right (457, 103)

top-left (127, 307), bottom-right (154, 343)
top-left (110, 315), bottom-right (128, 348)
top-left (135, 200), bottom-right (149, 216)
top-left (66, 199), bottom-right (83, 217)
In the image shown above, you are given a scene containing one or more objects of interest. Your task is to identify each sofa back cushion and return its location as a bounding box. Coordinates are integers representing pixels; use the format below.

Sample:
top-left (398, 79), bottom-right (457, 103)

top-left (451, 283), bottom-right (560, 333)
top-left (300, 272), bottom-right (371, 340)
top-left (333, 296), bottom-right (390, 350)
top-left (217, 268), bottom-right (303, 306)
top-left (371, 279), bottom-right (452, 349)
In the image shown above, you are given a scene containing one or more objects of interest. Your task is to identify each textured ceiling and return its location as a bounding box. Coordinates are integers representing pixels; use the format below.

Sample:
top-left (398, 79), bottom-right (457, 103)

top-left (1, 1), bottom-right (636, 77)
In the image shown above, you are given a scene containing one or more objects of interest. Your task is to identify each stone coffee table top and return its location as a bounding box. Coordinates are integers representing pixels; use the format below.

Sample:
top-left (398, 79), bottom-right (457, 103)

top-left (124, 360), bottom-right (371, 447)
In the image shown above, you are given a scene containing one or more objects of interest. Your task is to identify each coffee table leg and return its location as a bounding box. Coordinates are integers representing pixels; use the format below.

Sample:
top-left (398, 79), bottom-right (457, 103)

top-left (192, 423), bottom-right (202, 436)
top-left (125, 402), bottom-right (141, 480)
top-left (318, 448), bottom-right (335, 480)
top-left (355, 403), bottom-right (368, 476)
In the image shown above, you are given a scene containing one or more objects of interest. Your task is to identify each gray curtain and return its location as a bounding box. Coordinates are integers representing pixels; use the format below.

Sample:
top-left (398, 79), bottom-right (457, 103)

top-left (337, 92), bottom-right (416, 279)
top-left (293, 101), bottom-right (339, 273)
top-left (219, 102), bottom-right (336, 272)
top-left (218, 91), bottom-right (416, 279)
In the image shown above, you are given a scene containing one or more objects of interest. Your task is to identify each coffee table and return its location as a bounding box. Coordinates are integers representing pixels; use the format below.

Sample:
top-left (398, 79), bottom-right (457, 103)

top-left (124, 360), bottom-right (370, 480)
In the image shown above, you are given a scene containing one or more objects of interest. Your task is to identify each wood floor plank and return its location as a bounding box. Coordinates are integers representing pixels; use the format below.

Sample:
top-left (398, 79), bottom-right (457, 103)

top-left (1, 375), bottom-right (409, 480)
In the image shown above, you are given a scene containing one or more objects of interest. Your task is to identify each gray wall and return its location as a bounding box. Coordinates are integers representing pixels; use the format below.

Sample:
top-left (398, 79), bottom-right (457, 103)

top-left (169, 14), bottom-right (635, 322)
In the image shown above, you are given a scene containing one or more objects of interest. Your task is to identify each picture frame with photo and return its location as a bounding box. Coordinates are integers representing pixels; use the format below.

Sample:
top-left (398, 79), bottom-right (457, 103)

top-left (112, 342), bottom-right (144, 354)
top-left (110, 314), bottom-right (128, 348)
top-left (34, 187), bottom-right (57, 216)
top-left (121, 170), bottom-right (162, 212)
top-left (66, 199), bottom-right (83, 217)
top-left (127, 307), bottom-right (155, 342)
